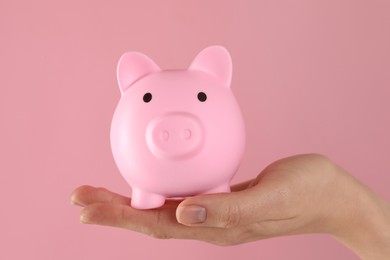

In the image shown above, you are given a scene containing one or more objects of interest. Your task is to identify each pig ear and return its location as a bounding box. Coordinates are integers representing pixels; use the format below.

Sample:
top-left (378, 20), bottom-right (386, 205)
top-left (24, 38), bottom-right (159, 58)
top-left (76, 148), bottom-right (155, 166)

top-left (117, 52), bottom-right (160, 94)
top-left (189, 46), bottom-right (232, 88)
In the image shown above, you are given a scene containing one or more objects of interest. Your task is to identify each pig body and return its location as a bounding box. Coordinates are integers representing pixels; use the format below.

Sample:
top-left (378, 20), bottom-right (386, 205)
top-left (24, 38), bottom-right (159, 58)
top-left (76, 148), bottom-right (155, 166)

top-left (110, 46), bottom-right (246, 209)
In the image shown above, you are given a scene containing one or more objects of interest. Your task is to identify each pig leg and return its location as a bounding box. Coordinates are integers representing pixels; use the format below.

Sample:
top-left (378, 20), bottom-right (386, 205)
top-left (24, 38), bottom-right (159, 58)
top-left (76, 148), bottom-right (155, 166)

top-left (204, 183), bottom-right (231, 194)
top-left (131, 188), bottom-right (165, 209)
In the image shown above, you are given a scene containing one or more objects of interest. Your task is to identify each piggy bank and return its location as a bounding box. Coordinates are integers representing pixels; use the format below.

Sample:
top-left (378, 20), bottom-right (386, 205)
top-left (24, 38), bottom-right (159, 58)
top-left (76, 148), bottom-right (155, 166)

top-left (110, 46), bottom-right (246, 209)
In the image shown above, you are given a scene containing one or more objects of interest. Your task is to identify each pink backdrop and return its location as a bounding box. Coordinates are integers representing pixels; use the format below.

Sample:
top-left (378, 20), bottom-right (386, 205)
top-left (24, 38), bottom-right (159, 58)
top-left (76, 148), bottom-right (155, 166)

top-left (1, 0), bottom-right (389, 259)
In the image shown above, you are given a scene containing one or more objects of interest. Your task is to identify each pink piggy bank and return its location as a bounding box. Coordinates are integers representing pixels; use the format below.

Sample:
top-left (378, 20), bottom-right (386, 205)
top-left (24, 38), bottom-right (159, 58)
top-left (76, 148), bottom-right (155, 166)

top-left (110, 46), bottom-right (246, 209)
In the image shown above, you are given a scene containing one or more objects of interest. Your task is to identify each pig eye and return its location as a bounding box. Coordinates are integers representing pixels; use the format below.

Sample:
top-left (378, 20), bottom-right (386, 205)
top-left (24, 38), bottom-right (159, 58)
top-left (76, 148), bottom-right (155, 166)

top-left (143, 92), bottom-right (152, 103)
top-left (197, 92), bottom-right (207, 102)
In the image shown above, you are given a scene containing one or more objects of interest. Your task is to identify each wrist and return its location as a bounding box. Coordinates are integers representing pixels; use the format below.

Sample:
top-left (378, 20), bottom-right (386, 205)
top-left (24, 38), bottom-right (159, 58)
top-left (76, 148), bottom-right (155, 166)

top-left (330, 176), bottom-right (390, 259)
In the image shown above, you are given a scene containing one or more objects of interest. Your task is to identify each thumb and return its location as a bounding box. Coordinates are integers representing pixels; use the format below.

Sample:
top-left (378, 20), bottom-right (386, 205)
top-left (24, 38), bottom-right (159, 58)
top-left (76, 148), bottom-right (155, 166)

top-left (176, 189), bottom-right (259, 228)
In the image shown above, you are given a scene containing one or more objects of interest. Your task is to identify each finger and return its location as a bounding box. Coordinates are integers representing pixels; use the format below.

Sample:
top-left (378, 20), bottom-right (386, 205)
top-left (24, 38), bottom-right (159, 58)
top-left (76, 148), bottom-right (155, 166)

top-left (71, 185), bottom-right (130, 207)
top-left (80, 202), bottom-right (225, 242)
top-left (71, 180), bottom-right (253, 207)
top-left (176, 184), bottom-right (292, 229)
top-left (80, 202), bottom-right (176, 237)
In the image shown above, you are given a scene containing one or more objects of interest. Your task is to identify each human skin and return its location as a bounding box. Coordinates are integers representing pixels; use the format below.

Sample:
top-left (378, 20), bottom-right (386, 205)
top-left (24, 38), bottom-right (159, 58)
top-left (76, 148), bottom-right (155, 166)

top-left (71, 154), bottom-right (390, 259)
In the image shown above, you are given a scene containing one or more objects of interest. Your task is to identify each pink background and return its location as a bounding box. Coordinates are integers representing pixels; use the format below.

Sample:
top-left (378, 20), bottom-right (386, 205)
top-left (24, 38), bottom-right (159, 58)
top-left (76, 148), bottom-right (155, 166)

top-left (1, 0), bottom-right (389, 259)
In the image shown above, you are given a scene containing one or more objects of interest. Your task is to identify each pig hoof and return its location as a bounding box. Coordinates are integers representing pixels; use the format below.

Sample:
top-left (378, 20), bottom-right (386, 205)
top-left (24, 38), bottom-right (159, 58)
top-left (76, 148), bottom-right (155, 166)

top-left (131, 190), bottom-right (165, 209)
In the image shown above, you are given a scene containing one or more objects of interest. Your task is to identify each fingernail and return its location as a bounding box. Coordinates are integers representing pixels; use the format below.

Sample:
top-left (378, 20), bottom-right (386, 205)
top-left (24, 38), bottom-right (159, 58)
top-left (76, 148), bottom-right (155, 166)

top-left (70, 199), bottom-right (82, 206)
top-left (177, 205), bottom-right (206, 225)
top-left (70, 193), bottom-right (84, 206)
top-left (80, 213), bottom-right (89, 224)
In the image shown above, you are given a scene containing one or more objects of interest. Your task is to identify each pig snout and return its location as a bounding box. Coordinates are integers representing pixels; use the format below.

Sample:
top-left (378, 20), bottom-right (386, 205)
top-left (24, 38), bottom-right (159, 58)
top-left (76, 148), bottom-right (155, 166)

top-left (146, 112), bottom-right (204, 159)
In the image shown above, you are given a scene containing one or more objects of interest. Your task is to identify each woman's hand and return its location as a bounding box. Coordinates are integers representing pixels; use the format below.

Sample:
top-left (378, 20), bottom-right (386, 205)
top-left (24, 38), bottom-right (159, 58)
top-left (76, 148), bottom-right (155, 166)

top-left (71, 154), bottom-right (390, 259)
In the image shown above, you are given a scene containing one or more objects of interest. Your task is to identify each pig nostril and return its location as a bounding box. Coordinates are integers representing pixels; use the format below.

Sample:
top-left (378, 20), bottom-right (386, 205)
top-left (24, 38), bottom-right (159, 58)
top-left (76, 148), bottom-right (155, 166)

top-left (183, 129), bottom-right (192, 140)
top-left (160, 130), bottom-right (169, 141)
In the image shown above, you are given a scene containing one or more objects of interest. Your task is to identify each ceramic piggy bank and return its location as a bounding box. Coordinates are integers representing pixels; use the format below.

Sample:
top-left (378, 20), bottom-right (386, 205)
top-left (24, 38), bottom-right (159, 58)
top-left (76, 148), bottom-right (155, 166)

top-left (110, 46), bottom-right (246, 209)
